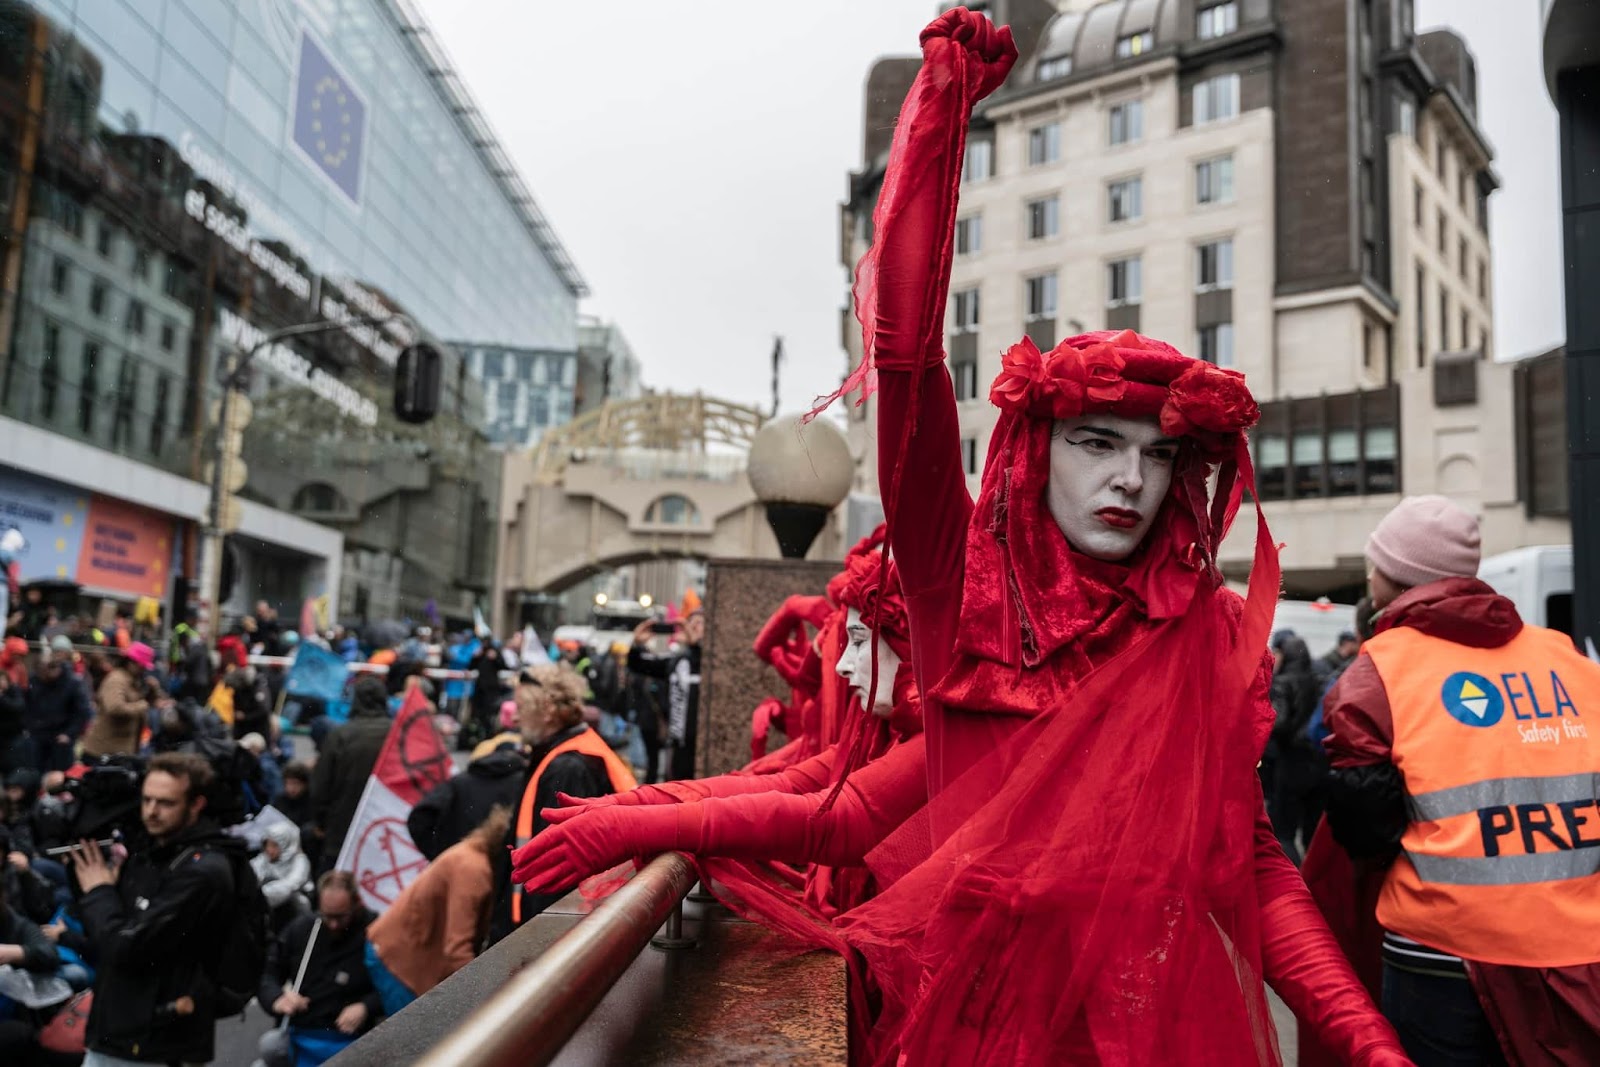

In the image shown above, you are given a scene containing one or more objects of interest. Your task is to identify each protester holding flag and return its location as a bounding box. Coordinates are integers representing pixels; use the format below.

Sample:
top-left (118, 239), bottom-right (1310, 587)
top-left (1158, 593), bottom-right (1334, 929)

top-left (331, 683), bottom-right (453, 915)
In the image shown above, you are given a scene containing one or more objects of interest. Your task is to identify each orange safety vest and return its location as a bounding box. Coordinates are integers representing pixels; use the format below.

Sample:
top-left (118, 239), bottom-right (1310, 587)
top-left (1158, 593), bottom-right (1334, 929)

top-left (1366, 622), bottom-right (1600, 967)
top-left (510, 726), bottom-right (637, 923)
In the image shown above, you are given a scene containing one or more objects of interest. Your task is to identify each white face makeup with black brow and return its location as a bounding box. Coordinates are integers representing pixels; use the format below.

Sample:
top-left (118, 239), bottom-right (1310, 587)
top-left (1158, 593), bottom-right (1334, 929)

top-left (835, 607), bottom-right (902, 718)
top-left (1047, 414), bottom-right (1178, 561)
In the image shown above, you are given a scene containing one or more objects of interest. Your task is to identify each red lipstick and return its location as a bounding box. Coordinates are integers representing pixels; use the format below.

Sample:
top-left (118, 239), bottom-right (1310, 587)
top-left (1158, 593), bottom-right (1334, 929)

top-left (1096, 507), bottom-right (1141, 529)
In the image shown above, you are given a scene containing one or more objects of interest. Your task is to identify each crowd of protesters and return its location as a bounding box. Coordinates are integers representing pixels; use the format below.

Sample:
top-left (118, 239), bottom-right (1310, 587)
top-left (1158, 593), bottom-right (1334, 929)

top-left (0, 585), bottom-right (700, 1065)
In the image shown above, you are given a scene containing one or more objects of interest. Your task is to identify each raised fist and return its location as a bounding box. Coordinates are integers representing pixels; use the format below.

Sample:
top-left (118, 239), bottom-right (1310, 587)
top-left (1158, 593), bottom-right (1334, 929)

top-left (920, 6), bottom-right (1018, 101)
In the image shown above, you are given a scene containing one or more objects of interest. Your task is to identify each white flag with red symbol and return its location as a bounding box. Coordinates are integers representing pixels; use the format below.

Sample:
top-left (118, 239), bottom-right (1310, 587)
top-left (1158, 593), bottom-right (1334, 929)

top-left (333, 685), bottom-right (455, 912)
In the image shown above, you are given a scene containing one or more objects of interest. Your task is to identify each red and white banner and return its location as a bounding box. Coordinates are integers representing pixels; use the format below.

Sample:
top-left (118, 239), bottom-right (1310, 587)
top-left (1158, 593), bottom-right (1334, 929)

top-left (334, 686), bottom-right (455, 912)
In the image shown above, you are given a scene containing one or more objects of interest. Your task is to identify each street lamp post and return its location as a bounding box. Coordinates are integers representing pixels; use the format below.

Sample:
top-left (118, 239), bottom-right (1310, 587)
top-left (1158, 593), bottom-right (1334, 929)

top-left (194, 313), bottom-right (425, 641)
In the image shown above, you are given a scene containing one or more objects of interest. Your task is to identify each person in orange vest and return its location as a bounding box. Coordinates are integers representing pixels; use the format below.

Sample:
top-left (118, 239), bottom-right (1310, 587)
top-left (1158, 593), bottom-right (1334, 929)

top-left (1317, 495), bottom-right (1600, 1065)
top-left (489, 662), bottom-right (635, 942)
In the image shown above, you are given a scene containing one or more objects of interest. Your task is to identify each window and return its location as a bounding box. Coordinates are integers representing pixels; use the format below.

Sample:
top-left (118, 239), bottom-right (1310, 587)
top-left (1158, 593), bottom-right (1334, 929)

top-left (1437, 209), bottom-right (1447, 254)
top-left (1115, 31), bottom-right (1153, 58)
top-left (961, 437), bottom-right (979, 476)
top-left (1108, 100), bottom-right (1143, 145)
top-left (1028, 123), bottom-right (1061, 165)
top-left (1292, 430), bottom-right (1325, 498)
top-left (1412, 181), bottom-right (1423, 227)
top-left (952, 360), bottom-right (979, 401)
top-left (955, 216), bottom-right (983, 256)
top-left (110, 356), bottom-right (137, 449)
top-left (1038, 54), bottom-right (1073, 81)
top-left (39, 332), bottom-right (59, 419)
top-left (962, 139), bottom-right (994, 183)
top-left (952, 287), bottom-right (981, 331)
top-left (1439, 286), bottom-right (1450, 350)
top-left (1192, 73), bottom-right (1241, 124)
top-left (1198, 323), bottom-right (1235, 367)
top-left (56, 195), bottom-right (83, 238)
top-left (95, 221), bottom-right (113, 258)
top-left (132, 249), bottom-right (149, 281)
top-left (1108, 177), bottom-right (1142, 222)
top-left (78, 341), bottom-right (98, 433)
top-left (124, 300), bottom-right (145, 336)
top-left (1458, 236), bottom-right (1469, 278)
top-left (1026, 195), bottom-right (1060, 239)
top-left (1477, 258), bottom-right (1487, 300)
top-left (1397, 97), bottom-right (1416, 139)
top-left (1460, 167), bottom-right (1472, 210)
top-left (1414, 263), bottom-right (1428, 364)
top-left (89, 279), bottom-right (108, 317)
top-left (1435, 137), bottom-right (1446, 180)
top-left (49, 256), bottom-right (69, 296)
top-left (160, 320), bottom-right (176, 351)
top-left (1461, 311), bottom-right (1471, 352)
top-left (646, 494), bottom-right (700, 526)
top-left (1107, 256), bottom-right (1142, 306)
top-left (1195, 155), bottom-right (1234, 204)
top-left (1363, 323), bottom-right (1375, 370)
top-left (1196, 238), bottom-right (1234, 291)
top-left (1197, 2), bottom-right (1239, 39)
top-left (1025, 272), bottom-right (1058, 319)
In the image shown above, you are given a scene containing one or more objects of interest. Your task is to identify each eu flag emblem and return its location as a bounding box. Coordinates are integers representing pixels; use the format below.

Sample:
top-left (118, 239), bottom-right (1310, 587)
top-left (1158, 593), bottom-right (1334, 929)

top-left (291, 33), bottom-right (366, 205)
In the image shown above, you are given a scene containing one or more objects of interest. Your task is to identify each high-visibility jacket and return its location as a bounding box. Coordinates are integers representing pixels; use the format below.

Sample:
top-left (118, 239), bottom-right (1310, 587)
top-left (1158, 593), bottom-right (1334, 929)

top-left (510, 726), bottom-right (637, 923)
top-left (1366, 622), bottom-right (1600, 967)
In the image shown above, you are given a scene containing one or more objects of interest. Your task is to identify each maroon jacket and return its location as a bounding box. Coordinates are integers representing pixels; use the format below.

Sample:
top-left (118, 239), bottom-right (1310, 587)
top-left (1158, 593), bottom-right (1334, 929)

top-left (1303, 577), bottom-right (1600, 1066)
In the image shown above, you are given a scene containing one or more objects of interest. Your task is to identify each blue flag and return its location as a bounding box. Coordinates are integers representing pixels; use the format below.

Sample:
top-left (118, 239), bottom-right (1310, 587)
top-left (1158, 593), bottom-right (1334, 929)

top-left (291, 33), bottom-right (366, 205)
top-left (286, 642), bottom-right (349, 704)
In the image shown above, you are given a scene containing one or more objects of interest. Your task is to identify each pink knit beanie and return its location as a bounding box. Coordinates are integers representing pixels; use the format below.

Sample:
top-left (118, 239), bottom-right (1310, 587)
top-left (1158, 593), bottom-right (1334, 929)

top-left (1365, 495), bottom-right (1481, 588)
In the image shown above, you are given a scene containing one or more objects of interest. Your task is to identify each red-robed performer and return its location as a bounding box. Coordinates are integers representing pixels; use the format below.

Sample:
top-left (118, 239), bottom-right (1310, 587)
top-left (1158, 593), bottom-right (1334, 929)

top-left (515, 8), bottom-right (1407, 1064)
top-left (550, 544), bottom-right (922, 930)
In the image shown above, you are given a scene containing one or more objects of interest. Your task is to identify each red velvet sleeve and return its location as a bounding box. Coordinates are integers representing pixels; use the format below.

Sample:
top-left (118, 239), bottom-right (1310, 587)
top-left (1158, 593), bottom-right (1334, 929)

top-left (1253, 803), bottom-right (1410, 1064)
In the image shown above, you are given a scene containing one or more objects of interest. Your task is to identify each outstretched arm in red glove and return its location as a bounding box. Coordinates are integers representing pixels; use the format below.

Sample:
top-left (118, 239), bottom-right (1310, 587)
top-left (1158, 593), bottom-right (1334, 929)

top-left (547, 745), bottom-right (841, 819)
top-left (514, 735), bottom-right (927, 892)
top-left (754, 595), bottom-right (833, 691)
top-left (1254, 806), bottom-right (1412, 1065)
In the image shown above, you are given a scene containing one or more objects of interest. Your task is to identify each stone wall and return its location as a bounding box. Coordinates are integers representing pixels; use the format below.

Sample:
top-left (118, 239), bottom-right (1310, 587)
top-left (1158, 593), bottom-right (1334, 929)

top-left (696, 557), bottom-right (840, 778)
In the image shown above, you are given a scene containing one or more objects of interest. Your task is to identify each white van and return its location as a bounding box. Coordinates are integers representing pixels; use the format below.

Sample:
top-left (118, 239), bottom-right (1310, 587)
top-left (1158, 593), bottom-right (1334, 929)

top-left (1477, 545), bottom-right (1574, 637)
top-left (1271, 599), bottom-right (1358, 659)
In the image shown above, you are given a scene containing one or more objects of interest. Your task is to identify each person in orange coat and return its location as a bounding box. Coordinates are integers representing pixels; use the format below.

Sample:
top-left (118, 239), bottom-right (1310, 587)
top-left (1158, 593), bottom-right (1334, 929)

top-left (363, 804), bottom-right (509, 1015)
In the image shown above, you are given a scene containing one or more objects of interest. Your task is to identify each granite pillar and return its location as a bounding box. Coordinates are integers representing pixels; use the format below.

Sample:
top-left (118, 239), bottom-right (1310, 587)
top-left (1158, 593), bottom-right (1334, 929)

top-left (696, 557), bottom-right (840, 778)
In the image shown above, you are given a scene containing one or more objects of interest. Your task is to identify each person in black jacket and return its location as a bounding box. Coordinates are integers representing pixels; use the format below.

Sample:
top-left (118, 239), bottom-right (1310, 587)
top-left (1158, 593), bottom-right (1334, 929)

top-left (22, 639), bottom-right (91, 773)
top-left (69, 751), bottom-right (248, 1066)
top-left (309, 677), bottom-right (391, 873)
top-left (1268, 634), bottom-right (1324, 864)
top-left (258, 870), bottom-right (380, 1063)
top-left (407, 743), bottom-right (526, 862)
top-left (0, 870), bottom-right (58, 1064)
top-left (626, 614), bottom-right (703, 781)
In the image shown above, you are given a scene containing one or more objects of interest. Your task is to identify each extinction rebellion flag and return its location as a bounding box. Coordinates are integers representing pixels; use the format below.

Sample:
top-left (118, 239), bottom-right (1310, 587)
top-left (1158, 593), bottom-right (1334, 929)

top-left (334, 685), bottom-right (454, 912)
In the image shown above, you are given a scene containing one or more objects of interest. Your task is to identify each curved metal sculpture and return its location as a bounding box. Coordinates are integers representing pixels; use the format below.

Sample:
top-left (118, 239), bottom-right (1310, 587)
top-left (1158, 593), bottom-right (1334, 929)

top-left (529, 393), bottom-right (767, 484)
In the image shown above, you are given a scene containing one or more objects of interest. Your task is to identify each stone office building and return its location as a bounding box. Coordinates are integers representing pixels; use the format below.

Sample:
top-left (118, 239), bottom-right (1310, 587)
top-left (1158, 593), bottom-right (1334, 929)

top-left (840, 0), bottom-right (1567, 596)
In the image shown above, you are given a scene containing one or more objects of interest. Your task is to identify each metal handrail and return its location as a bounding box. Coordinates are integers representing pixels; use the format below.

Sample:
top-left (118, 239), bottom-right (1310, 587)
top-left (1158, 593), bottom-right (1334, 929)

top-left (412, 852), bottom-right (698, 1067)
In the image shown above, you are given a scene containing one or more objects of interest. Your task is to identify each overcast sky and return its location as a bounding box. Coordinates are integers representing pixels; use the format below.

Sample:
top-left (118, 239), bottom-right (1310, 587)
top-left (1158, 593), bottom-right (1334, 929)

top-left (416, 0), bottom-right (1564, 415)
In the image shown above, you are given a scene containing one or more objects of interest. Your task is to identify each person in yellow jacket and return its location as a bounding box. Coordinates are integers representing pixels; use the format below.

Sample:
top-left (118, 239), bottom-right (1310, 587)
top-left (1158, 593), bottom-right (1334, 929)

top-left (1320, 495), bottom-right (1600, 1064)
top-left (489, 663), bottom-right (634, 942)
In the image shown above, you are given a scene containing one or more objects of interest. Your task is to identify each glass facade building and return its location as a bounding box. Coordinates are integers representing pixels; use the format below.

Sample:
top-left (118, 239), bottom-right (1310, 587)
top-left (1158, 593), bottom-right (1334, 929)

top-left (0, 0), bottom-right (583, 629)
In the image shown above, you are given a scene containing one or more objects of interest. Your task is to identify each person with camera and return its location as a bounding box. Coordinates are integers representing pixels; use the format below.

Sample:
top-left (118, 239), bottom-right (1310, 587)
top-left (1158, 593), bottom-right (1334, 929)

top-left (69, 751), bottom-right (259, 1067)
top-left (627, 613), bottom-right (703, 781)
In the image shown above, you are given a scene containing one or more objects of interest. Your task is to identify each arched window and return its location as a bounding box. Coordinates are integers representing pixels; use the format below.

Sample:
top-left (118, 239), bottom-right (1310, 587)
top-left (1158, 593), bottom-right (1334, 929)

top-left (292, 482), bottom-right (348, 514)
top-left (645, 494), bottom-right (699, 526)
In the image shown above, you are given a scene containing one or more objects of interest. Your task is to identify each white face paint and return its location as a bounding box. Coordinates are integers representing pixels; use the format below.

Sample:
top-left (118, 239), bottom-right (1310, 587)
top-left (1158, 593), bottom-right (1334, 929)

top-left (835, 607), bottom-right (902, 718)
top-left (1046, 414), bottom-right (1179, 562)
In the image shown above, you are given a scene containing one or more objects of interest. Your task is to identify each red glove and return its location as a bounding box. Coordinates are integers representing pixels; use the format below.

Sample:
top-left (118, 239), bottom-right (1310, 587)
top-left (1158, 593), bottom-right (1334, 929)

top-left (512, 736), bottom-right (929, 893)
top-left (546, 749), bottom-right (841, 826)
top-left (1259, 865), bottom-right (1412, 1066)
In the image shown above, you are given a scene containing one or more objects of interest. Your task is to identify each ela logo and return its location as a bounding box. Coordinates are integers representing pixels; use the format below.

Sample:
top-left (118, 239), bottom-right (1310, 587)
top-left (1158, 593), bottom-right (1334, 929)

top-left (1440, 672), bottom-right (1506, 728)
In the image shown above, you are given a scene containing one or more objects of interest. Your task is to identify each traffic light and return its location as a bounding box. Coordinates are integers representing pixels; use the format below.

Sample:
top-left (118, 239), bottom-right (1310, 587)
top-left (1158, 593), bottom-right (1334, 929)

top-left (394, 342), bottom-right (442, 424)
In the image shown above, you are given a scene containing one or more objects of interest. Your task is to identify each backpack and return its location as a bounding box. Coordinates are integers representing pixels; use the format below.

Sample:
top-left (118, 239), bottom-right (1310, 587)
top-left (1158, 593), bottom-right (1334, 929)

top-left (170, 845), bottom-right (268, 1017)
top-left (38, 991), bottom-right (91, 1054)
top-left (179, 734), bottom-right (263, 827)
